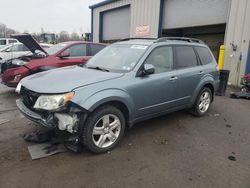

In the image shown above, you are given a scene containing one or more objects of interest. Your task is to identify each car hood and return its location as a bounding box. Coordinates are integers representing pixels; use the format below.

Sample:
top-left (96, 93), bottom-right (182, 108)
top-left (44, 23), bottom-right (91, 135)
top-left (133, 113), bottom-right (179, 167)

top-left (21, 66), bottom-right (124, 93)
top-left (11, 34), bottom-right (48, 55)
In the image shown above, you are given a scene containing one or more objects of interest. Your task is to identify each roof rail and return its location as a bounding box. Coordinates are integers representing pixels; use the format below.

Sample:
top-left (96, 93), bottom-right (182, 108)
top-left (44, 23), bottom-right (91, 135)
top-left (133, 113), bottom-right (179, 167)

top-left (119, 37), bottom-right (157, 42)
top-left (155, 37), bottom-right (204, 44)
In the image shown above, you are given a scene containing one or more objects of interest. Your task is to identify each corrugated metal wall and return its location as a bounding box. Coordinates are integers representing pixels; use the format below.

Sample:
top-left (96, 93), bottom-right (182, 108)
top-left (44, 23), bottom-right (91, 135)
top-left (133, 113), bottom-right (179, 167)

top-left (224, 0), bottom-right (250, 86)
top-left (130, 0), bottom-right (161, 38)
top-left (92, 0), bottom-right (161, 42)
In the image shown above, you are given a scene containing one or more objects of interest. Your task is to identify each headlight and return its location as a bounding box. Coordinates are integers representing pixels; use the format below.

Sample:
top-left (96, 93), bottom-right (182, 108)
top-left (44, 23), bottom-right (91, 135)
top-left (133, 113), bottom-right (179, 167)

top-left (15, 82), bottom-right (22, 94)
top-left (12, 59), bottom-right (28, 66)
top-left (34, 92), bottom-right (74, 111)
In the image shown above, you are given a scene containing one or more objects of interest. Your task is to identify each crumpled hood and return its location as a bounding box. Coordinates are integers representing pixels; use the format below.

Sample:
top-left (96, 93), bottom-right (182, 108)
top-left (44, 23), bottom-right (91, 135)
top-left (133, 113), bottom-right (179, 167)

top-left (11, 34), bottom-right (48, 55)
top-left (21, 66), bottom-right (124, 93)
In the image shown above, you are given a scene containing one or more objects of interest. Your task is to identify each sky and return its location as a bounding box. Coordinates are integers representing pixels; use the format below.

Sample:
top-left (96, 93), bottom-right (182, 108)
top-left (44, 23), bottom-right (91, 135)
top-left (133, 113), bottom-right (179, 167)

top-left (0, 0), bottom-right (103, 34)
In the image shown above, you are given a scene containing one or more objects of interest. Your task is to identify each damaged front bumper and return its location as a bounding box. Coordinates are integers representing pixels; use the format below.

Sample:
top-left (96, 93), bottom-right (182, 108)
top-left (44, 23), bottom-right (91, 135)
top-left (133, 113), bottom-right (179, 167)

top-left (16, 99), bottom-right (85, 134)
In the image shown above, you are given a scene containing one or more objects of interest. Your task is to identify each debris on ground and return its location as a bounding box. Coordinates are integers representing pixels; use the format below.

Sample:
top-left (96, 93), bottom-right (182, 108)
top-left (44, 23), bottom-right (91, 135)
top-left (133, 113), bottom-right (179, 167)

top-left (230, 91), bottom-right (250, 99)
top-left (28, 142), bottom-right (67, 160)
top-left (226, 124), bottom-right (232, 128)
top-left (228, 155), bottom-right (236, 161)
top-left (23, 130), bottom-right (54, 143)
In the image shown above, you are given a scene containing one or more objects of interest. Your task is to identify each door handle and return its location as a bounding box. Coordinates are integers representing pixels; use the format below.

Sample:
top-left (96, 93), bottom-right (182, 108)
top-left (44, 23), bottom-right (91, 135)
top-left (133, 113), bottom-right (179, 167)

top-left (199, 71), bottom-right (204, 74)
top-left (169, 76), bottom-right (178, 81)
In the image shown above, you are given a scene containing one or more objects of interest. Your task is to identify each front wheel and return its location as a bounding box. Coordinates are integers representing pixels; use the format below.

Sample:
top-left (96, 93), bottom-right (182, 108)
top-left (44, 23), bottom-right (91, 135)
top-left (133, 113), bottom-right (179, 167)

top-left (82, 105), bottom-right (125, 154)
top-left (191, 87), bottom-right (212, 116)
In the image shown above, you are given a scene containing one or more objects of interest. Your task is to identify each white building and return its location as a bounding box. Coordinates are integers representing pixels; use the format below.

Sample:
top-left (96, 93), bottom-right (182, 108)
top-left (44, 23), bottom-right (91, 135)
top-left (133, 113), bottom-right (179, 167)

top-left (90, 0), bottom-right (250, 86)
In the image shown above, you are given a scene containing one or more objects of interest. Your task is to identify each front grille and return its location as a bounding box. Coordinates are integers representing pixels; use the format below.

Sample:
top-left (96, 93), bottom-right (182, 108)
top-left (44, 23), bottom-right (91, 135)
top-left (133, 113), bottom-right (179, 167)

top-left (21, 87), bottom-right (40, 110)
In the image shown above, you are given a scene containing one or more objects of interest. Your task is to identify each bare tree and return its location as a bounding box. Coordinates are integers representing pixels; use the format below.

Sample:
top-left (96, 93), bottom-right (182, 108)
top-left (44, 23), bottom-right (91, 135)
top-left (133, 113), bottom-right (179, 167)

top-left (58, 31), bottom-right (70, 42)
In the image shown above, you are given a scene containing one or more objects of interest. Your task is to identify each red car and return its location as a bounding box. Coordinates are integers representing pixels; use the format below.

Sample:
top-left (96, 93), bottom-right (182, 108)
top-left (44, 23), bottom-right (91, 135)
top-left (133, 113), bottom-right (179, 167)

top-left (1, 34), bottom-right (106, 87)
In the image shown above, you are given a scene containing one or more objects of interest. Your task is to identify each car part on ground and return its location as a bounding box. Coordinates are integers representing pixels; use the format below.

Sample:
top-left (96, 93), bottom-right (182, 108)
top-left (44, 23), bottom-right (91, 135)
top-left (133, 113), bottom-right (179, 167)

top-left (230, 91), bottom-right (250, 99)
top-left (16, 37), bottom-right (220, 153)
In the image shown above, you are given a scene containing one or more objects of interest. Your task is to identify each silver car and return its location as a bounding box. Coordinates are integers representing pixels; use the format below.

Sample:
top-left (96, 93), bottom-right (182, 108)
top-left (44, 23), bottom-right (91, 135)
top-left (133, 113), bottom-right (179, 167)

top-left (16, 38), bottom-right (220, 153)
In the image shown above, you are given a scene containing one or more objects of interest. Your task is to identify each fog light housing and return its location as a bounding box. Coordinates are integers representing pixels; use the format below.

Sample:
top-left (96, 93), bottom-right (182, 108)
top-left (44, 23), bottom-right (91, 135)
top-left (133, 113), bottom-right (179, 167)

top-left (14, 74), bottom-right (22, 82)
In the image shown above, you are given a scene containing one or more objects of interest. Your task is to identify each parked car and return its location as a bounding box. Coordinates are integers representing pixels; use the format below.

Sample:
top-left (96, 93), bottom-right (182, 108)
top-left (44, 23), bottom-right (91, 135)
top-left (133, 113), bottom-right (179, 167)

top-left (0, 42), bottom-right (53, 63)
top-left (0, 38), bottom-right (18, 49)
top-left (16, 37), bottom-right (220, 153)
top-left (1, 34), bottom-right (106, 87)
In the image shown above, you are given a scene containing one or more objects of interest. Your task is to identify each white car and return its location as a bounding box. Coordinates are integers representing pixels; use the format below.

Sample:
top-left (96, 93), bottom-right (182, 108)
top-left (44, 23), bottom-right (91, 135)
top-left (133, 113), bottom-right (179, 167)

top-left (0, 38), bottom-right (19, 49)
top-left (0, 42), bottom-right (52, 63)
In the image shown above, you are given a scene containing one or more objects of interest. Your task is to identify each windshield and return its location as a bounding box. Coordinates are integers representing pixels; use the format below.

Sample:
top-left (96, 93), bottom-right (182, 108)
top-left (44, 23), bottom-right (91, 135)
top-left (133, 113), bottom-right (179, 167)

top-left (46, 43), bottom-right (67, 55)
top-left (86, 44), bottom-right (148, 72)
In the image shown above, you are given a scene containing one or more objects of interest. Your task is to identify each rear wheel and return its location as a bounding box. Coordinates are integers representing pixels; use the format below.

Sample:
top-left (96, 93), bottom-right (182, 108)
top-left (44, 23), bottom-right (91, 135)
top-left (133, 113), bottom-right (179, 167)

top-left (191, 87), bottom-right (212, 116)
top-left (82, 105), bottom-right (125, 154)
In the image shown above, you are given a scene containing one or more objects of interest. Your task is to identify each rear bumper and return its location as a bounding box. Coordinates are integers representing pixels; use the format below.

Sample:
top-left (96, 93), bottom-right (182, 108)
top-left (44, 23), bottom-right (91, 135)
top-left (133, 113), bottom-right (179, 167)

top-left (16, 99), bottom-right (55, 128)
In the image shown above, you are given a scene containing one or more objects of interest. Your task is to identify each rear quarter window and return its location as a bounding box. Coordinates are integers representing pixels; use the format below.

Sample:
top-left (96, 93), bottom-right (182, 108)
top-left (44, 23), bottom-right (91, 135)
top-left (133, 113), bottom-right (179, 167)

top-left (174, 46), bottom-right (198, 69)
top-left (195, 46), bottom-right (213, 65)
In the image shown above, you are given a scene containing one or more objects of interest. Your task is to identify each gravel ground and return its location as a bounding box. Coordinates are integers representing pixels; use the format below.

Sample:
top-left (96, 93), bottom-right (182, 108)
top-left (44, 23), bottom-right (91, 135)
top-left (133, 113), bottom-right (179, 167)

top-left (0, 84), bottom-right (250, 188)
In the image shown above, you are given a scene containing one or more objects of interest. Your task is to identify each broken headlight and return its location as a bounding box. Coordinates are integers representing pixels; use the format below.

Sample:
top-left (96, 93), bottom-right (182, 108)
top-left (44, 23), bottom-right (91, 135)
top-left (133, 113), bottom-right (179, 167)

top-left (34, 92), bottom-right (74, 111)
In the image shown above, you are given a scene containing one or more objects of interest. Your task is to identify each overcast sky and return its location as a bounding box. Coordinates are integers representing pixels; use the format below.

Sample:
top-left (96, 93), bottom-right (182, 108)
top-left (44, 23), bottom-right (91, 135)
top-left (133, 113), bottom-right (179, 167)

top-left (0, 0), bottom-right (103, 34)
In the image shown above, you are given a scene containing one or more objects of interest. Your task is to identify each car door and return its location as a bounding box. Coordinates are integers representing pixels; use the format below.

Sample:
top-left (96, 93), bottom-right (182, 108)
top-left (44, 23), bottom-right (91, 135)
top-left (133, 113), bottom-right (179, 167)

top-left (56, 43), bottom-right (90, 67)
top-left (130, 45), bottom-right (179, 117)
top-left (173, 45), bottom-right (205, 105)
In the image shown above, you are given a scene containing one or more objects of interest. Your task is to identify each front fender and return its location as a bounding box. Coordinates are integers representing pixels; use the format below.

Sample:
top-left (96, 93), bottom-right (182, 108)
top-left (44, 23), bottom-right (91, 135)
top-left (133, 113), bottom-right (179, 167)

top-left (73, 88), bottom-right (135, 119)
top-left (191, 75), bottom-right (215, 106)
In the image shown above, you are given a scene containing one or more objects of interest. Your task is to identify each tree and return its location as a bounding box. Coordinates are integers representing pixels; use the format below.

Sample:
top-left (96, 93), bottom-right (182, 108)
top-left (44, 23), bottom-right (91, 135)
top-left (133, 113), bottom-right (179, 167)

top-left (70, 32), bottom-right (80, 41)
top-left (58, 31), bottom-right (69, 42)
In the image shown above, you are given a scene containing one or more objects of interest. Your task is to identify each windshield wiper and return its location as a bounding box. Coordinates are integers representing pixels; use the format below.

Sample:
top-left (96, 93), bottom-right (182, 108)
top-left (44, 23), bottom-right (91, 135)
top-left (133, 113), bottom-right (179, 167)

top-left (87, 66), bottom-right (110, 72)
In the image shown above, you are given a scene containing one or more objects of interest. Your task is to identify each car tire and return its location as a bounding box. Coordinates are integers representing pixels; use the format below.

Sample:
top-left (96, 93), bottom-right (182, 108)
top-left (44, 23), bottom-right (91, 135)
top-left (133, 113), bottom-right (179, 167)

top-left (191, 87), bottom-right (212, 117)
top-left (82, 105), bottom-right (125, 154)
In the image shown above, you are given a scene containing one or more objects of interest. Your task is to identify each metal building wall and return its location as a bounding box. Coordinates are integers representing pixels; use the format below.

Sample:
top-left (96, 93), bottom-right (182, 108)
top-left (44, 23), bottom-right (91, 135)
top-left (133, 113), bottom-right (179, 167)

top-left (92, 0), bottom-right (161, 42)
top-left (224, 0), bottom-right (250, 86)
top-left (130, 0), bottom-right (161, 38)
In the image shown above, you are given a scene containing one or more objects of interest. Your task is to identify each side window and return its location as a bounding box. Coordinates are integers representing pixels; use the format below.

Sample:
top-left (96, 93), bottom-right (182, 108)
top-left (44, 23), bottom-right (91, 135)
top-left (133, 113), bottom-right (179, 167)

top-left (175, 46), bottom-right (198, 69)
top-left (195, 46), bottom-right (213, 65)
top-left (144, 46), bottom-right (173, 74)
top-left (64, 44), bottom-right (86, 57)
top-left (0, 40), bottom-right (6, 45)
top-left (90, 44), bottom-right (105, 56)
top-left (9, 40), bottom-right (17, 44)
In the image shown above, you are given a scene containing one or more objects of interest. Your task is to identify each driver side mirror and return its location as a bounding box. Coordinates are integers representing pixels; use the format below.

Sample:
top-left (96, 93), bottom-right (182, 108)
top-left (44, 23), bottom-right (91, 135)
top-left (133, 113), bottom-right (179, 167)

top-left (138, 64), bottom-right (155, 77)
top-left (57, 51), bottom-right (70, 59)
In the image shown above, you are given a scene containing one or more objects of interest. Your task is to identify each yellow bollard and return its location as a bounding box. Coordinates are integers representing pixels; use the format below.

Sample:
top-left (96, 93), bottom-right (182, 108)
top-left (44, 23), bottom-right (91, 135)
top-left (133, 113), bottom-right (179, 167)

top-left (218, 45), bottom-right (225, 70)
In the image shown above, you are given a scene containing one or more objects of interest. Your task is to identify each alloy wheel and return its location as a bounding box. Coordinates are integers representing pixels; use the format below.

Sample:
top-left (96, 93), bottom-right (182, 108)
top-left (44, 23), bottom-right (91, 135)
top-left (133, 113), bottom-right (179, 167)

top-left (92, 114), bottom-right (121, 148)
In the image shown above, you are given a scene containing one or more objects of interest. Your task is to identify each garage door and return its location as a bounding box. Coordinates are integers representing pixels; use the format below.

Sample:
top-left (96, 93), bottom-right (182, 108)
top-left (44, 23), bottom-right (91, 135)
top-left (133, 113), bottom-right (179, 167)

top-left (162, 0), bottom-right (230, 29)
top-left (102, 6), bottom-right (130, 41)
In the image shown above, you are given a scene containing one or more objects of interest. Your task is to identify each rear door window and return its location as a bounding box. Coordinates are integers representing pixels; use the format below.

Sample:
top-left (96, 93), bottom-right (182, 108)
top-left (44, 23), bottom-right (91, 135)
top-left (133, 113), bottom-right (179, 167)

top-left (195, 46), bottom-right (213, 65)
top-left (90, 44), bottom-right (105, 56)
top-left (174, 46), bottom-right (198, 69)
top-left (64, 44), bottom-right (87, 57)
